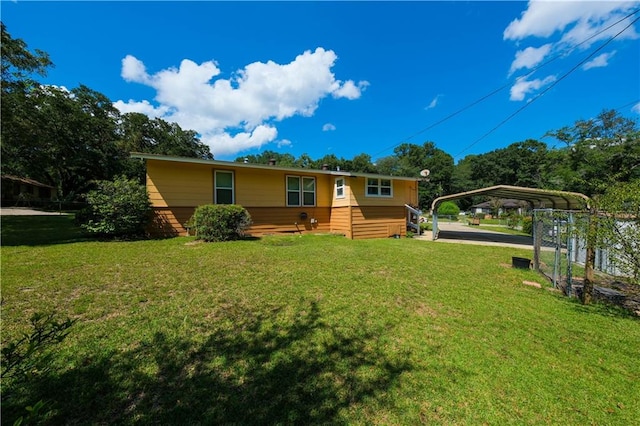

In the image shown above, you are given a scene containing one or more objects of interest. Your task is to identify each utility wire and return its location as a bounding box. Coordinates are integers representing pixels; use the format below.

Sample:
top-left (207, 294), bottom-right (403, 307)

top-left (370, 7), bottom-right (640, 158)
top-left (453, 13), bottom-right (640, 159)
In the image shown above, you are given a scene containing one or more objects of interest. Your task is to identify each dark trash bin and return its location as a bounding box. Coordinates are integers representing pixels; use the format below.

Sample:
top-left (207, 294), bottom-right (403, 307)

top-left (512, 257), bottom-right (531, 269)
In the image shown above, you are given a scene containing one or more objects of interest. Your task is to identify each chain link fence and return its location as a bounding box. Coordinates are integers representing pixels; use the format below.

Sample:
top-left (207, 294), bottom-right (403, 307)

top-left (532, 209), bottom-right (631, 296)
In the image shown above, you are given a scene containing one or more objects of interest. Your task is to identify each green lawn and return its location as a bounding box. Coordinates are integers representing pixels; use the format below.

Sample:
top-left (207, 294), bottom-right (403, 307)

top-left (2, 216), bottom-right (638, 424)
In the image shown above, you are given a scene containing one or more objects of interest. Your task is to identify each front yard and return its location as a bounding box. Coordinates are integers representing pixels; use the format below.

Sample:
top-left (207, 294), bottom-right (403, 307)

top-left (1, 216), bottom-right (638, 424)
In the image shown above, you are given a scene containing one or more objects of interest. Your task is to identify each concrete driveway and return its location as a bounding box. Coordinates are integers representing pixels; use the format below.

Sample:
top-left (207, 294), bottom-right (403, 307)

top-left (0, 207), bottom-right (68, 216)
top-left (419, 221), bottom-right (533, 248)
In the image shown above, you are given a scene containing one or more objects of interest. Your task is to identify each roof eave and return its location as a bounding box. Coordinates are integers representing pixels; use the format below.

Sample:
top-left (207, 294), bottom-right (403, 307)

top-left (130, 152), bottom-right (419, 182)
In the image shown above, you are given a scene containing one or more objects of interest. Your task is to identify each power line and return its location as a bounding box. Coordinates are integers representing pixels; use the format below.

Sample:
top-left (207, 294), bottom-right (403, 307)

top-left (370, 7), bottom-right (640, 159)
top-left (453, 13), bottom-right (640, 159)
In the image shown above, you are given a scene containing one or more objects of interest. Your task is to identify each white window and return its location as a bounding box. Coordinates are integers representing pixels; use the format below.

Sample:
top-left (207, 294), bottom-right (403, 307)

top-left (335, 178), bottom-right (345, 199)
top-left (215, 170), bottom-right (234, 204)
top-left (366, 178), bottom-right (392, 197)
top-left (287, 176), bottom-right (315, 206)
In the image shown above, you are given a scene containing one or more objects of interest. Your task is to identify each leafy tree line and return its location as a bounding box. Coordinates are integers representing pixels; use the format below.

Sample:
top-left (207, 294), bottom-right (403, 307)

top-left (2, 23), bottom-right (638, 210)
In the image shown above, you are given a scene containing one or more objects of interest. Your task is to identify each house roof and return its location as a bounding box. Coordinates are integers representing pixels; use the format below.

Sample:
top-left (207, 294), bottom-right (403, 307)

top-left (1, 175), bottom-right (55, 189)
top-left (130, 152), bottom-right (420, 182)
top-left (431, 185), bottom-right (590, 213)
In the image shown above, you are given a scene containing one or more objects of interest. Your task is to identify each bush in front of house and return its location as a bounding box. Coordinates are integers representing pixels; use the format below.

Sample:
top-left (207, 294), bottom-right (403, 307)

top-left (190, 204), bottom-right (252, 242)
top-left (78, 176), bottom-right (151, 238)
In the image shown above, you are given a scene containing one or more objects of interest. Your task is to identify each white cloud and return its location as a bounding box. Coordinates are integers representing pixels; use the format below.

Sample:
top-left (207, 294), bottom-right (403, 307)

top-left (426, 94), bottom-right (442, 110)
top-left (332, 80), bottom-right (370, 100)
top-left (504, 1), bottom-right (638, 42)
top-left (632, 102), bottom-right (640, 114)
top-left (322, 123), bottom-right (336, 131)
top-left (113, 99), bottom-right (169, 118)
top-left (510, 75), bottom-right (557, 101)
top-left (504, 2), bottom-right (638, 101)
top-left (276, 139), bottom-right (292, 148)
top-left (201, 125), bottom-right (278, 157)
top-left (509, 44), bottom-right (552, 74)
top-left (582, 51), bottom-right (617, 70)
top-left (114, 48), bottom-right (368, 157)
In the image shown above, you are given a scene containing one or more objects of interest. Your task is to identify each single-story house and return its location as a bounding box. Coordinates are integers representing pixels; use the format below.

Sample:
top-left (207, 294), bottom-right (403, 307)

top-left (132, 153), bottom-right (421, 239)
top-left (1, 175), bottom-right (57, 207)
top-left (472, 198), bottom-right (528, 217)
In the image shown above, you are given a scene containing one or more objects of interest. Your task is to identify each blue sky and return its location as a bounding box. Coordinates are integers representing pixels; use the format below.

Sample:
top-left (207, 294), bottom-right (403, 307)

top-left (3, 1), bottom-right (639, 162)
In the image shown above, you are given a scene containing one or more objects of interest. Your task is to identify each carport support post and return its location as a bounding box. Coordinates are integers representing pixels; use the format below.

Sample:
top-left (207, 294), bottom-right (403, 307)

top-left (432, 213), bottom-right (438, 241)
top-left (581, 208), bottom-right (597, 305)
top-left (533, 212), bottom-right (542, 271)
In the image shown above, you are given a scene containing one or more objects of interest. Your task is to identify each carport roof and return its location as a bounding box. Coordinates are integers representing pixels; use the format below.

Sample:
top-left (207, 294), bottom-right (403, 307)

top-left (431, 185), bottom-right (590, 213)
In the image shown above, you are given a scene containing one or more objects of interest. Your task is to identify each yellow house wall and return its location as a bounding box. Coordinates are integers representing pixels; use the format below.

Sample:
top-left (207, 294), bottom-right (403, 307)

top-left (147, 161), bottom-right (212, 207)
top-left (234, 168), bottom-right (332, 208)
top-left (146, 159), bottom-right (417, 238)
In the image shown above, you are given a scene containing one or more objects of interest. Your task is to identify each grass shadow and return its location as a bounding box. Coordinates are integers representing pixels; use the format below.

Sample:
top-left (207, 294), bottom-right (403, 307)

top-left (0, 215), bottom-right (91, 247)
top-left (564, 296), bottom-right (637, 320)
top-left (3, 301), bottom-right (413, 424)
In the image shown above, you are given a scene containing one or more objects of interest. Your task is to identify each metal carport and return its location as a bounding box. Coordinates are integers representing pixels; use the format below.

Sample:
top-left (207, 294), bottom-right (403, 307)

top-left (429, 185), bottom-right (590, 241)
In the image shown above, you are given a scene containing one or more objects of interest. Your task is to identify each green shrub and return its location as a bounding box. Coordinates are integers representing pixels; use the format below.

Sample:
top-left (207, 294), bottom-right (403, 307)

top-left (522, 216), bottom-right (533, 235)
top-left (476, 213), bottom-right (486, 220)
top-left (78, 176), bottom-right (152, 238)
top-left (437, 201), bottom-right (460, 217)
top-left (420, 222), bottom-right (432, 232)
top-left (190, 204), bottom-right (252, 242)
top-left (506, 213), bottom-right (522, 229)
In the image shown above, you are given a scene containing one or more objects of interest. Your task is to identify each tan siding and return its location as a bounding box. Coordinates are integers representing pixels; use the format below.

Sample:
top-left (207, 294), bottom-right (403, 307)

top-left (329, 206), bottom-right (352, 239)
top-left (350, 178), bottom-right (417, 207)
top-left (351, 206), bottom-right (406, 239)
top-left (331, 177), bottom-right (352, 208)
top-left (233, 168), bottom-right (333, 208)
top-left (147, 161), bottom-right (212, 207)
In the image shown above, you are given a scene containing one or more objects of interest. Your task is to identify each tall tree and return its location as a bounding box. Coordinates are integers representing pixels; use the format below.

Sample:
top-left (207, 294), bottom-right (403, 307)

top-left (120, 112), bottom-right (213, 180)
top-left (1, 23), bottom-right (54, 180)
top-left (1, 23), bottom-right (52, 89)
top-left (545, 109), bottom-right (639, 196)
top-left (392, 142), bottom-right (454, 208)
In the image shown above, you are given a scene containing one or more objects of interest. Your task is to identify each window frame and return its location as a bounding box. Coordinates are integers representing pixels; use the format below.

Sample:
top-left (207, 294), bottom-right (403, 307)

top-left (286, 175), bottom-right (316, 207)
top-left (335, 177), bottom-right (345, 199)
top-left (214, 170), bottom-right (235, 204)
top-left (365, 178), bottom-right (393, 198)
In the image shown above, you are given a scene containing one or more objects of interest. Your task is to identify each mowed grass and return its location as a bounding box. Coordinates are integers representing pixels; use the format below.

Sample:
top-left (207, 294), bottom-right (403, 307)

top-left (1, 216), bottom-right (639, 424)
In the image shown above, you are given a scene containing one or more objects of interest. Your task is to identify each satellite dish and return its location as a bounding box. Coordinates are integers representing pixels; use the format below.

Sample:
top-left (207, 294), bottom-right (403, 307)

top-left (420, 169), bottom-right (431, 177)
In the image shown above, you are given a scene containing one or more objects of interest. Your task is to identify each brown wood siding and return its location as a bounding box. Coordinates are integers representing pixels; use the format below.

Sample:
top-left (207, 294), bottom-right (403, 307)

top-left (245, 206), bottom-right (331, 235)
top-left (351, 206), bottom-right (406, 239)
top-left (329, 206), bottom-right (352, 239)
